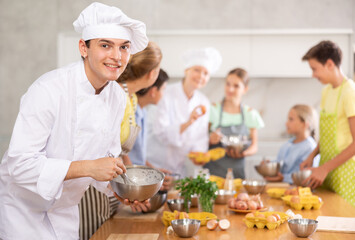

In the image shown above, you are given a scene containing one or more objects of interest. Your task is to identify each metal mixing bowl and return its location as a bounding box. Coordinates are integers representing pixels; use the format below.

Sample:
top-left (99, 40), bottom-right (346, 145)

top-left (242, 179), bottom-right (266, 194)
top-left (288, 218), bottom-right (318, 238)
top-left (142, 190), bottom-right (167, 213)
top-left (171, 219), bottom-right (201, 238)
top-left (220, 135), bottom-right (250, 153)
top-left (110, 165), bottom-right (164, 202)
top-left (221, 135), bottom-right (244, 152)
top-left (292, 170), bottom-right (312, 187)
top-left (167, 199), bottom-right (191, 212)
top-left (214, 189), bottom-right (236, 204)
top-left (255, 162), bottom-right (280, 177)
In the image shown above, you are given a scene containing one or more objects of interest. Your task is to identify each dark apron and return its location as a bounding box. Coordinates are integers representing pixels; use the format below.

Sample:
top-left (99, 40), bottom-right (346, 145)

top-left (205, 100), bottom-right (250, 178)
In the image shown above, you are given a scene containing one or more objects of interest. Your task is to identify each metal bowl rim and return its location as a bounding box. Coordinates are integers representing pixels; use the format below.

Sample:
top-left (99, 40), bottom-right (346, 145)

top-left (242, 179), bottom-right (267, 186)
top-left (167, 199), bottom-right (186, 204)
top-left (111, 165), bottom-right (165, 186)
top-left (216, 189), bottom-right (236, 195)
top-left (171, 219), bottom-right (201, 225)
top-left (288, 218), bottom-right (318, 225)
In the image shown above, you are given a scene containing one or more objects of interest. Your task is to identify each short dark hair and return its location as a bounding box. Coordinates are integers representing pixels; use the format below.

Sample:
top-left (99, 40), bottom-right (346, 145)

top-left (136, 69), bottom-right (169, 96)
top-left (302, 40), bottom-right (342, 67)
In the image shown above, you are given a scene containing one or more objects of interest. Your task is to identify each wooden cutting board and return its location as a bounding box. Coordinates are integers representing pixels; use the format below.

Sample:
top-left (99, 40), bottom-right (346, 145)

top-left (113, 205), bottom-right (162, 221)
top-left (106, 233), bottom-right (159, 240)
top-left (317, 216), bottom-right (355, 233)
top-left (266, 182), bottom-right (290, 188)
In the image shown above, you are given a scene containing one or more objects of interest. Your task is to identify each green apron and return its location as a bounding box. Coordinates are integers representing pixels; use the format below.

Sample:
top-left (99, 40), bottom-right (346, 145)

top-left (319, 80), bottom-right (355, 207)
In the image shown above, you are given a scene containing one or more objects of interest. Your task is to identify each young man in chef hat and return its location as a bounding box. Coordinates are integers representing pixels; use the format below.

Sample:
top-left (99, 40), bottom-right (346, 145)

top-left (0, 2), bottom-right (150, 239)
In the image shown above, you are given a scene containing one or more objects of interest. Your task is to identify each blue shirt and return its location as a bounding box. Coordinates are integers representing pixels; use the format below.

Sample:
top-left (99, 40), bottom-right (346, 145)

top-left (276, 136), bottom-right (318, 184)
top-left (128, 105), bottom-right (146, 165)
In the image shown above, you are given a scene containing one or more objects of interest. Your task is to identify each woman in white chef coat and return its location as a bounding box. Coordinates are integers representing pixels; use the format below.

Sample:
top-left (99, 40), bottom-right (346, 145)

top-left (0, 3), bottom-right (149, 240)
top-left (146, 48), bottom-right (222, 177)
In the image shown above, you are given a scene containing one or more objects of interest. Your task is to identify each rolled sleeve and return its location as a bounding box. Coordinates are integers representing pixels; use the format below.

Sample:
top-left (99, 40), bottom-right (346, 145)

top-left (37, 158), bottom-right (71, 200)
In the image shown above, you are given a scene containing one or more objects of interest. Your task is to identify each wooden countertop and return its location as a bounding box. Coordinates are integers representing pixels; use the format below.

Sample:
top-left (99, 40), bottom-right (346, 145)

top-left (91, 188), bottom-right (355, 240)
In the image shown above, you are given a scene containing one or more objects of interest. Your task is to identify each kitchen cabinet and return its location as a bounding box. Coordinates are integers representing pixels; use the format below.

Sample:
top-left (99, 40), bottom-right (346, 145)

top-left (147, 29), bottom-right (353, 78)
top-left (58, 29), bottom-right (353, 78)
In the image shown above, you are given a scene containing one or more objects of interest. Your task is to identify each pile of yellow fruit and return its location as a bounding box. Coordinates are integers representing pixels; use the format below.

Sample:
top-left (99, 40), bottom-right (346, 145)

top-left (188, 147), bottom-right (226, 163)
top-left (161, 210), bottom-right (217, 226)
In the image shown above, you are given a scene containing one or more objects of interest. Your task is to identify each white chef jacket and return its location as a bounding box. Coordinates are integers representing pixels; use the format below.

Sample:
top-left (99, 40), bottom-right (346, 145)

top-left (0, 61), bottom-right (126, 240)
top-left (146, 82), bottom-right (210, 177)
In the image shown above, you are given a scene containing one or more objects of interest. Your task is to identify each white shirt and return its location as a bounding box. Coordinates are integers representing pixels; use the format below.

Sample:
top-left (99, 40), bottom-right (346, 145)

top-left (0, 61), bottom-right (126, 240)
top-left (146, 82), bottom-right (210, 177)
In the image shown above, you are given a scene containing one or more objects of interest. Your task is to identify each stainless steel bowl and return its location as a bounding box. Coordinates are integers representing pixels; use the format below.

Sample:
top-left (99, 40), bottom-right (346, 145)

top-left (288, 218), bottom-right (318, 238)
top-left (110, 165), bottom-right (164, 202)
top-left (242, 179), bottom-right (266, 194)
top-left (171, 219), bottom-right (201, 238)
top-left (221, 135), bottom-right (243, 152)
top-left (167, 199), bottom-right (191, 212)
top-left (255, 162), bottom-right (280, 177)
top-left (292, 170), bottom-right (312, 187)
top-left (143, 190), bottom-right (167, 213)
top-left (214, 189), bottom-right (236, 204)
top-left (221, 135), bottom-right (250, 153)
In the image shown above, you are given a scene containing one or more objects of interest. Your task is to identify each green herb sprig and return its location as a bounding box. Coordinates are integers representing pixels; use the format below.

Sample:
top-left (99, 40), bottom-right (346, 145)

top-left (175, 174), bottom-right (218, 212)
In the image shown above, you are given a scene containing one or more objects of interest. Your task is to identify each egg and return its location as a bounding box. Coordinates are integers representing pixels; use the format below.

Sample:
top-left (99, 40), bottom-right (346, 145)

top-left (235, 200), bottom-right (248, 210)
top-left (245, 213), bottom-right (255, 218)
top-left (237, 193), bottom-right (250, 201)
top-left (247, 200), bottom-right (258, 210)
top-left (200, 105), bottom-right (206, 115)
top-left (290, 188), bottom-right (299, 195)
top-left (219, 219), bottom-right (231, 230)
top-left (206, 219), bottom-right (218, 231)
top-left (228, 198), bottom-right (236, 209)
top-left (272, 213), bottom-right (281, 221)
top-left (291, 196), bottom-right (300, 203)
top-left (266, 215), bottom-right (277, 223)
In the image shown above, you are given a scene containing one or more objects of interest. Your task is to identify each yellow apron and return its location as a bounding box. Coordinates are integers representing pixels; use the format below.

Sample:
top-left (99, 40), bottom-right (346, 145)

top-left (319, 81), bottom-right (355, 207)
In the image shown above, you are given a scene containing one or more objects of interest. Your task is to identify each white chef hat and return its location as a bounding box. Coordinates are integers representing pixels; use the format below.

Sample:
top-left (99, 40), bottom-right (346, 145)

top-left (73, 2), bottom-right (148, 54)
top-left (182, 47), bottom-right (222, 75)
